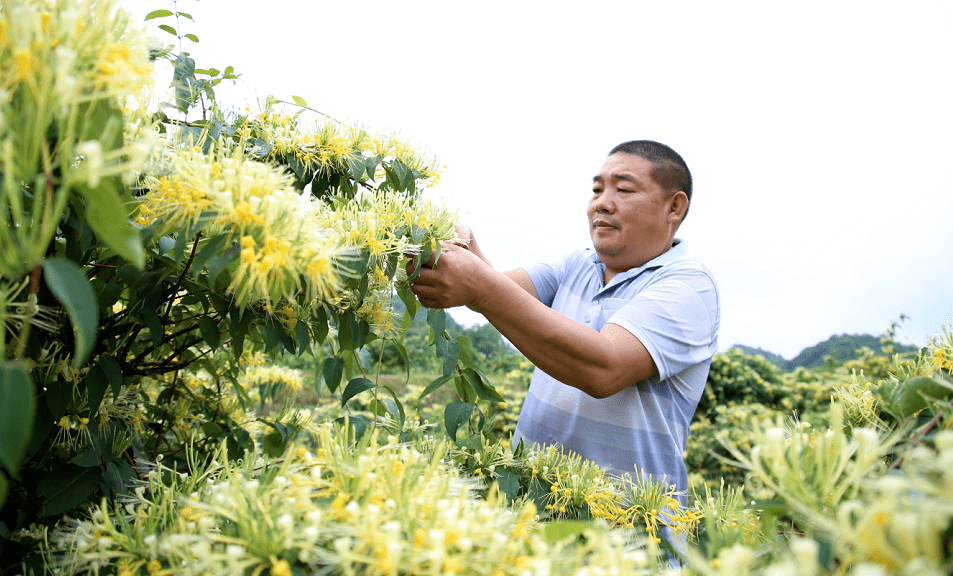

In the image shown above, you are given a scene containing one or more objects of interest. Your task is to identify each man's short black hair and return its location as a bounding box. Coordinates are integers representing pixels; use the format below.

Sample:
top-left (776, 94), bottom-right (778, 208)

top-left (609, 140), bottom-right (693, 219)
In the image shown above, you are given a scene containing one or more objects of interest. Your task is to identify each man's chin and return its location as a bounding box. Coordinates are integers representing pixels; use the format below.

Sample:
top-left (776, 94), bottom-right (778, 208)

top-left (592, 242), bottom-right (623, 258)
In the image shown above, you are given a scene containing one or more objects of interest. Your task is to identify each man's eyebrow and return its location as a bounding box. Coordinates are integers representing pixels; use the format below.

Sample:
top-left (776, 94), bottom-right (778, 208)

top-left (592, 173), bottom-right (638, 183)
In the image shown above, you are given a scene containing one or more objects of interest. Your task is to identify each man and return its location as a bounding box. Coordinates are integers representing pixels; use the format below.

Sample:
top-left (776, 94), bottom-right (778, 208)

top-left (409, 140), bottom-right (720, 506)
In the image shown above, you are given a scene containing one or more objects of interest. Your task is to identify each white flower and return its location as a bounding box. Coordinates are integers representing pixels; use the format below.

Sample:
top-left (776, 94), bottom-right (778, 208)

top-left (225, 544), bottom-right (244, 560)
top-left (77, 141), bottom-right (104, 187)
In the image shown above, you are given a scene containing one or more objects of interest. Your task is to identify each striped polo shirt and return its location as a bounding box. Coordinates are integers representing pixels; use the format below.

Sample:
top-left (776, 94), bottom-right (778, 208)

top-left (512, 240), bottom-right (720, 501)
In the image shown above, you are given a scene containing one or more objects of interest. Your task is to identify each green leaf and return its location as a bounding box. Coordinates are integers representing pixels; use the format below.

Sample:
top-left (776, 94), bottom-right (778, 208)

top-left (45, 380), bottom-right (71, 420)
top-left (444, 401), bottom-right (475, 443)
top-left (176, 11), bottom-right (195, 21)
top-left (295, 320), bottom-right (311, 356)
top-left (183, 33), bottom-right (199, 43)
top-left (495, 468), bottom-right (521, 501)
top-left (334, 414), bottom-right (370, 441)
top-left (142, 308), bottom-right (163, 347)
top-left (157, 24), bottom-right (177, 36)
top-left (894, 375), bottom-right (953, 417)
top-left (323, 357), bottom-right (344, 394)
top-left (411, 225), bottom-right (426, 245)
top-left (199, 316), bottom-right (220, 350)
top-left (43, 258), bottom-right (98, 367)
top-left (0, 472), bottom-right (8, 509)
top-left (381, 385), bottom-right (406, 429)
top-left (226, 428), bottom-right (250, 461)
top-left (202, 422), bottom-right (224, 438)
top-left (313, 306), bottom-right (329, 345)
top-left (341, 378), bottom-right (375, 408)
top-left (99, 354), bottom-right (122, 400)
top-left (541, 521), bottom-right (594, 545)
top-left (346, 154), bottom-right (367, 182)
top-left (442, 339), bottom-right (460, 377)
top-left (455, 335), bottom-right (478, 366)
top-left (71, 446), bottom-right (102, 467)
top-left (103, 460), bottom-right (136, 494)
top-left (38, 465), bottom-right (102, 517)
top-left (291, 95), bottom-right (308, 107)
top-left (427, 308), bottom-right (446, 342)
top-left (420, 374), bottom-right (453, 400)
top-left (205, 250), bottom-right (238, 286)
top-left (338, 313), bottom-right (369, 351)
top-left (263, 432), bottom-right (285, 458)
top-left (0, 364), bottom-right (36, 475)
top-left (144, 9), bottom-right (174, 20)
top-left (85, 364), bottom-right (108, 414)
top-left (464, 368), bottom-right (504, 402)
top-left (191, 233), bottom-right (229, 277)
top-left (457, 433), bottom-right (484, 450)
top-left (397, 283), bottom-right (419, 323)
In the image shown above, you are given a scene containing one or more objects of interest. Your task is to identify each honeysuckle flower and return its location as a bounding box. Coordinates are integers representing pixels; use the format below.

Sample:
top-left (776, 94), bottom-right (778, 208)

top-left (137, 147), bottom-right (350, 309)
top-left (77, 140), bottom-right (104, 187)
top-left (0, 0), bottom-right (157, 277)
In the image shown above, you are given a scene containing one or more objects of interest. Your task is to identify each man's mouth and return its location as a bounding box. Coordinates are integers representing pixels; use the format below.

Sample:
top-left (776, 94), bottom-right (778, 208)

top-left (591, 218), bottom-right (618, 229)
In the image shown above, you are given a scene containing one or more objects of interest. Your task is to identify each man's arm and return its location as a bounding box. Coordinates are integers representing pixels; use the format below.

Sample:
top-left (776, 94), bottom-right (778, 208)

top-left (410, 244), bottom-right (657, 399)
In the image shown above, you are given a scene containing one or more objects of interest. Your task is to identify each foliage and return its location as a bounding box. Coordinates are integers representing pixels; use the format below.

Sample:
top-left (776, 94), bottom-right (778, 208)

top-left (696, 348), bottom-right (782, 416)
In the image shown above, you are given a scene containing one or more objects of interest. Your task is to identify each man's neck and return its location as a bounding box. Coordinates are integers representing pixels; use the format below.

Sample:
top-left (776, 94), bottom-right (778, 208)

top-left (600, 239), bottom-right (680, 285)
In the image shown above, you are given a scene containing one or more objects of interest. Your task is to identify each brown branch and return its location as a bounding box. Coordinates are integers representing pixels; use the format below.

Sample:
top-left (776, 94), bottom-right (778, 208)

top-left (164, 231), bottom-right (202, 322)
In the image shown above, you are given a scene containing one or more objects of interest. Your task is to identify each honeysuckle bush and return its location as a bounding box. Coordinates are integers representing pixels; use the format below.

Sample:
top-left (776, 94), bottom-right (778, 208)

top-left (0, 0), bottom-right (502, 569)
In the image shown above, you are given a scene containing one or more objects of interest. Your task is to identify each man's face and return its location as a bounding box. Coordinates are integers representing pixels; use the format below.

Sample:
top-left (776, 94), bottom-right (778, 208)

top-left (588, 152), bottom-right (679, 276)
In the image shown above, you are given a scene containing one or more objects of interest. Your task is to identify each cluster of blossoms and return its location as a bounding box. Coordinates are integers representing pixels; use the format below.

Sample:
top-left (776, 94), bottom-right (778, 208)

top-left (137, 147), bottom-right (350, 310)
top-left (928, 327), bottom-right (953, 376)
top-left (0, 0), bottom-right (154, 103)
top-left (318, 189), bottom-right (459, 334)
top-left (723, 408), bottom-right (898, 516)
top-left (245, 99), bottom-right (442, 187)
top-left (0, 0), bottom-right (158, 279)
top-left (47, 426), bottom-right (663, 576)
top-left (449, 435), bottom-right (702, 548)
top-left (134, 121), bottom-right (458, 327)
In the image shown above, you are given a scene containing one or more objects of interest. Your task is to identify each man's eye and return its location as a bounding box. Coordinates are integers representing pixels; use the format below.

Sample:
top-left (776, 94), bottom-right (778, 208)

top-left (592, 188), bottom-right (602, 194)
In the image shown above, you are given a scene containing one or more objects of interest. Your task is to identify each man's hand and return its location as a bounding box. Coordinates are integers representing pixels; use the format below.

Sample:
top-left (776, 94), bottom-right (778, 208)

top-left (407, 242), bottom-right (490, 310)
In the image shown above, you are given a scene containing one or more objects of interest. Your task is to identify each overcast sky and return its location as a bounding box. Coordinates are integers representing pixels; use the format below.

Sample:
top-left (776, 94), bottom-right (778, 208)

top-left (124, 0), bottom-right (953, 359)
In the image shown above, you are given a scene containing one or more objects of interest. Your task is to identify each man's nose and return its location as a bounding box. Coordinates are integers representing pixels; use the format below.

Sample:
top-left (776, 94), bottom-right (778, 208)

top-left (591, 189), bottom-right (616, 212)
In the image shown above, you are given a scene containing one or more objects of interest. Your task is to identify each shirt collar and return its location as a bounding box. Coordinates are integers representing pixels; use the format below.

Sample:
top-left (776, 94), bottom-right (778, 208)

top-left (589, 239), bottom-right (688, 286)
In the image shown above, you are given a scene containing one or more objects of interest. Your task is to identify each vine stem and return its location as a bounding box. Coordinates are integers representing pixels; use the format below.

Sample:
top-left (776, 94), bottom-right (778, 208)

top-left (163, 231), bottom-right (202, 322)
top-left (373, 336), bottom-right (387, 427)
top-left (890, 399), bottom-right (952, 469)
top-left (151, 370), bottom-right (180, 461)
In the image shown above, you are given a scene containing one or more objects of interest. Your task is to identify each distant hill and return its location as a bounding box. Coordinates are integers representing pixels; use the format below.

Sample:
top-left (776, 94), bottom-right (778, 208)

top-left (732, 333), bottom-right (920, 372)
top-left (731, 345), bottom-right (790, 370)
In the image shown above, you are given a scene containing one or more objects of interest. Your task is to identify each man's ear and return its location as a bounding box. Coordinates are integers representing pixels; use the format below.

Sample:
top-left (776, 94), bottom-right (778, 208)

top-left (667, 190), bottom-right (689, 223)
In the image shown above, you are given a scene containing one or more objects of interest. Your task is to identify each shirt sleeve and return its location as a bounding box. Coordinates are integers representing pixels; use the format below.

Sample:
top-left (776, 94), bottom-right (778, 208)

top-left (523, 251), bottom-right (575, 307)
top-left (606, 262), bottom-right (720, 381)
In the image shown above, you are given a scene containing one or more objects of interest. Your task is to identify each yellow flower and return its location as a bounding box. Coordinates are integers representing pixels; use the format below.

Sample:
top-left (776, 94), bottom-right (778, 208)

top-left (270, 559), bottom-right (292, 576)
